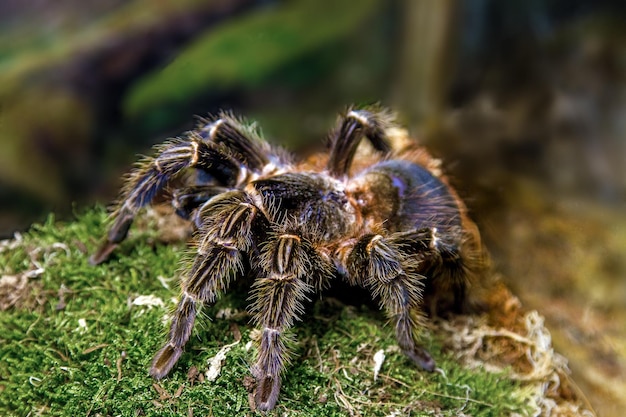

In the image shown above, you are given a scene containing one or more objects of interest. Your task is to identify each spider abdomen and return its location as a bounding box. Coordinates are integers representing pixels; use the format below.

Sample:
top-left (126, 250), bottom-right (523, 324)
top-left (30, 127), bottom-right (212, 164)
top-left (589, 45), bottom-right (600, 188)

top-left (347, 160), bottom-right (461, 235)
top-left (376, 160), bottom-right (462, 232)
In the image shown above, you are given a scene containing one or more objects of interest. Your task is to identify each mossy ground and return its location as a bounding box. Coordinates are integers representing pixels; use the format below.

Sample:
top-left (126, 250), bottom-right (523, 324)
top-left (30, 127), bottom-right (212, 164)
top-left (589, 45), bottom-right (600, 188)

top-left (0, 207), bottom-right (531, 416)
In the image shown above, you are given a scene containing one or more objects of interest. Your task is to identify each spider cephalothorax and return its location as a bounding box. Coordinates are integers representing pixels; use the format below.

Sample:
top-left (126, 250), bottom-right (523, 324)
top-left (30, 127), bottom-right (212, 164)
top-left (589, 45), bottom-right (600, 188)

top-left (91, 106), bottom-right (484, 411)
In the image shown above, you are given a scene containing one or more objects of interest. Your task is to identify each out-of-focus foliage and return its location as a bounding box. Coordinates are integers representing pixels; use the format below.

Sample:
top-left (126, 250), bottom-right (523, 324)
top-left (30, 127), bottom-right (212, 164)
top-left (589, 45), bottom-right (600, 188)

top-left (125, 0), bottom-right (382, 127)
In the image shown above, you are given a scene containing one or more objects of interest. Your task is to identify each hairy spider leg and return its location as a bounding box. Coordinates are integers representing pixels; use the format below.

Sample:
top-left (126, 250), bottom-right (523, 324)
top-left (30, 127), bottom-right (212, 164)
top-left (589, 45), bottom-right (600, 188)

top-left (150, 191), bottom-right (263, 379)
top-left (341, 229), bottom-right (438, 371)
top-left (422, 229), bottom-right (471, 315)
top-left (197, 112), bottom-right (271, 172)
top-left (90, 116), bottom-right (272, 265)
top-left (248, 228), bottom-right (334, 411)
top-left (327, 107), bottom-right (392, 177)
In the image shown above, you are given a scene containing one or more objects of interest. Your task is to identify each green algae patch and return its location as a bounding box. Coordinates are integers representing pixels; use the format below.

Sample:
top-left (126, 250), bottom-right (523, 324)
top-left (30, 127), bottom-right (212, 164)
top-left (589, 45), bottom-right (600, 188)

top-left (0, 207), bottom-right (532, 416)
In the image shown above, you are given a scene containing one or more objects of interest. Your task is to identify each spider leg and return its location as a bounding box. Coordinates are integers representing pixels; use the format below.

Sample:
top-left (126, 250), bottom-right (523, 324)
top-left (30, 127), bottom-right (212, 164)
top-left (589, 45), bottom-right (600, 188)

top-left (197, 112), bottom-right (272, 172)
top-left (150, 191), bottom-right (264, 379)
top-left (248, 231), bottom-right (333, 411)
top-left (91, 136), bottom-right (245, 265)
top-left (422, 228), bottom-right (474, 315)
top-left (327, 107), bottom-right (393, 177)
top-left (341, 228), bottom-right (438, 371)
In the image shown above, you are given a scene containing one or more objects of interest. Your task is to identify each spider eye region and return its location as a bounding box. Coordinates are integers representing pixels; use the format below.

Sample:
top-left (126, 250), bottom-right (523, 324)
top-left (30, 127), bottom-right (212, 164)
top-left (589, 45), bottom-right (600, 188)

top-left (251, 173), bottom-right (355, 240)
top-left (321, 190), bottom-right (349, 206)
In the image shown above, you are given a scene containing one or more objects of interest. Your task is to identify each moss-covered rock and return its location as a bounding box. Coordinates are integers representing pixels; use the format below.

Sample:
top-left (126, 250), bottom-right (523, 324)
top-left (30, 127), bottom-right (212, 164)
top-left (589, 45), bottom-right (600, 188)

top-left (0, 207), bottom-right (592, 416)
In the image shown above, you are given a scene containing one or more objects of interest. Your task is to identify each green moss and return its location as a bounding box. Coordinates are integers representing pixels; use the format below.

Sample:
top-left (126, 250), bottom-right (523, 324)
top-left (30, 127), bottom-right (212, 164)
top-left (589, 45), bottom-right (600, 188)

top-left (0, 208), bottom-right (531, 416)
top-left (124, 0), bottom-right (383, 120)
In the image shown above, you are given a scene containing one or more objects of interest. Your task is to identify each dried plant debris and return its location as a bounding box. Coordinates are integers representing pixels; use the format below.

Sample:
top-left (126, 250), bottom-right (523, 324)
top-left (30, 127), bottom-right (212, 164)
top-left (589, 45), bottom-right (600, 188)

top-left (0, 208), bottom-right (596, 416)
top-left (439, 312), bottom-right (595, 417)
top-left (0, 232), bottom-right (69, 311)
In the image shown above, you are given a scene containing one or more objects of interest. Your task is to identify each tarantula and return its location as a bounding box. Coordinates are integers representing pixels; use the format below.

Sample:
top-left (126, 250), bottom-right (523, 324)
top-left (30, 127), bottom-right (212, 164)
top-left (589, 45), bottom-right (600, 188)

top-left (91, 106), bottom-right (484, 411)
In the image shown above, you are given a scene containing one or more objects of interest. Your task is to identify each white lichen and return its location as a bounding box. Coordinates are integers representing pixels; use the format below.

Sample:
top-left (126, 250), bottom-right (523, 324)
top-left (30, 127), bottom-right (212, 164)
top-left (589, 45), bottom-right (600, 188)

top-left (205, 340), bottom-right (240, 382)
top-left (75, 318), bottom-right (88, 334)
top-left (373, 349), bottom-right (385, 381)
top-left (132, 295), bottom-right (165, 309)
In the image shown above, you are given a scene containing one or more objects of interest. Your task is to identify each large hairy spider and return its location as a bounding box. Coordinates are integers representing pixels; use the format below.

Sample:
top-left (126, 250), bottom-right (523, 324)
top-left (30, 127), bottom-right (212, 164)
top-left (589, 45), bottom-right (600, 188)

top-left (91, 106), bottom-right (484, 411)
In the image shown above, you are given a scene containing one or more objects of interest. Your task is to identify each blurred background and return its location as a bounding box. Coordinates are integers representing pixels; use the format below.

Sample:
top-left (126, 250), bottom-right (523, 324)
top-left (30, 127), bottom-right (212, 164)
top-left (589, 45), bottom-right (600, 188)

top-left (0, 0), bottom-right (624, 415)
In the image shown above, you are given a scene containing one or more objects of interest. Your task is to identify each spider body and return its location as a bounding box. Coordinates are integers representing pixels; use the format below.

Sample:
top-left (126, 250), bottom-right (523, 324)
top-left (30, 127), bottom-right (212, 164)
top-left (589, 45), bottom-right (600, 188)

top-left (92, 107), bottom-right (483, 411)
